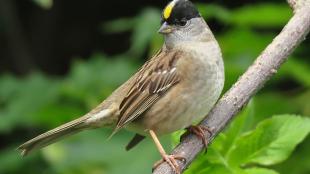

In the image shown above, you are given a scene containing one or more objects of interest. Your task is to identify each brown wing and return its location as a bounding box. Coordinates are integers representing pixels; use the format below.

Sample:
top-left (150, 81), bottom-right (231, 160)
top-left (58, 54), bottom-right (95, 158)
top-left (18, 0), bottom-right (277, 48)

top-left (114, 49), bottom-right (182, 132)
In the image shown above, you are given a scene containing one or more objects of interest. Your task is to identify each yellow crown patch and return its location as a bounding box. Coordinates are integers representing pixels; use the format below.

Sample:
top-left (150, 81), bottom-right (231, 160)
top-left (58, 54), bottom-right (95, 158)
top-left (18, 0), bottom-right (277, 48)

top-left (163, 0), bottom-right (177, 20)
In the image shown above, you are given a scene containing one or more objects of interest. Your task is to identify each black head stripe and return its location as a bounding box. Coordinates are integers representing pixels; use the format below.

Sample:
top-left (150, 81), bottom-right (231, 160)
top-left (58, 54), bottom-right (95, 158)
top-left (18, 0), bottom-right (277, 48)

top-left (163, 0), bottom-right (200, 25)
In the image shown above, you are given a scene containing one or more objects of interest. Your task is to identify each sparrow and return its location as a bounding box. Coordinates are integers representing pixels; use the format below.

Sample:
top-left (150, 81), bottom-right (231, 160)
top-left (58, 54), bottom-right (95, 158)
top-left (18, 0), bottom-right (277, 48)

top-left (18, 0), bottom-right (224, 173)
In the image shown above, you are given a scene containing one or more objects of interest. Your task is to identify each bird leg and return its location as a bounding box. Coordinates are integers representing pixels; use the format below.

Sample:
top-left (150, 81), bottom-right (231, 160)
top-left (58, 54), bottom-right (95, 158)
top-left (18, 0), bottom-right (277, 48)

top-left (149, 130), bottom-right (185, 174)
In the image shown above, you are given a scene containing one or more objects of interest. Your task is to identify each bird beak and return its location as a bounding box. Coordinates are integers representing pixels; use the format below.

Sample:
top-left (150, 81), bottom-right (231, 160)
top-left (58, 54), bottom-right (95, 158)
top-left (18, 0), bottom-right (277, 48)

top-left (158, 22), bottom-right (174, 34)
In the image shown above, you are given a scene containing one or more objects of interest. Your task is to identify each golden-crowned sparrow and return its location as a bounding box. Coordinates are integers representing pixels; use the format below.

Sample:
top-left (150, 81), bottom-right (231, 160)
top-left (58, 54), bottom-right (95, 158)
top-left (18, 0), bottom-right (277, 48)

top-left (18, 0), bottom-right (224, 173)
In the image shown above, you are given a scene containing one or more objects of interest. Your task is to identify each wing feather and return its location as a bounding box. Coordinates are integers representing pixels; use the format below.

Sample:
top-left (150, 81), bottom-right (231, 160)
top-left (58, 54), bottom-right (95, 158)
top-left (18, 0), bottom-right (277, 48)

top-left (114, 49), bottom-right (182, 132)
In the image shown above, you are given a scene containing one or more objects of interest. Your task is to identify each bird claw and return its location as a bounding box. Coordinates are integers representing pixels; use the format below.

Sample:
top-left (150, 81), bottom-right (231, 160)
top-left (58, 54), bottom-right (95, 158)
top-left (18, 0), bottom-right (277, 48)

top-left (184, 125), bottom-right (213, 149)
top-left (152, 154), bottom-right (186, 174)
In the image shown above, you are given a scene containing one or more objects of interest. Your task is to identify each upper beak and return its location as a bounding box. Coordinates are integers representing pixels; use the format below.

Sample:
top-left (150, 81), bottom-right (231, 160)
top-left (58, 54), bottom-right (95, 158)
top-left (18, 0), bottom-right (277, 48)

top-left (158, 22), bottom-right (174, 34)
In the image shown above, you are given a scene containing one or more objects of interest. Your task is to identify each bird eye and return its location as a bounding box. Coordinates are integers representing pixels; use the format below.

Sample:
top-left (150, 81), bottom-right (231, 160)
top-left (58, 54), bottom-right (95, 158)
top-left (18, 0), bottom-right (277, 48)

top-left (179, 18), bottom-right (188, 26)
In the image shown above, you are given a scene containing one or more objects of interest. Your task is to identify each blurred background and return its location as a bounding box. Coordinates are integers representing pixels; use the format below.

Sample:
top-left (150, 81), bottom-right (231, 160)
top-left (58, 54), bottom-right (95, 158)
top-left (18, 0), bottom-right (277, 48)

top-left (0, 0), bottom-right (309, 174)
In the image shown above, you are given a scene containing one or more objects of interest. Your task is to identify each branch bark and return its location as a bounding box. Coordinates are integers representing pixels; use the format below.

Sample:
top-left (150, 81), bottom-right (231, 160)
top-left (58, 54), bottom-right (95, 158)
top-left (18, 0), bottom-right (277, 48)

top-left (153, 0), bottom-right (310, 173)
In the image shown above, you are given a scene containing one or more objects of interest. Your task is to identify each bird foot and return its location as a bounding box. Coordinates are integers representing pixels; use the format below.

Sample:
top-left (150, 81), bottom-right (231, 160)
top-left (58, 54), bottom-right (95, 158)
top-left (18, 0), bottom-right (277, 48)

top-left (152, 154), bottom-right (186, 174)
top-left (183, 125), bottom-right (213, 148)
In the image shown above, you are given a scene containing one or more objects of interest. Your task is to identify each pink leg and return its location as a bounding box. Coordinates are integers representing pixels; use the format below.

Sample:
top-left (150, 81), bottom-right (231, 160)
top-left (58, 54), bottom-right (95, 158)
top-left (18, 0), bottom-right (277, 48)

top-left (149, 130), bottom-right (185, 174)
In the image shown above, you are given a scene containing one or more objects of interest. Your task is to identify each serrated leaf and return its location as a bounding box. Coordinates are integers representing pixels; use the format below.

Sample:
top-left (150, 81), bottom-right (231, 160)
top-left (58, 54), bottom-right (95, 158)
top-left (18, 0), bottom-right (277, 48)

top-left (227, 115), bottom-right (310, 167)
top-left (274, 136), bottom-right (310, 174)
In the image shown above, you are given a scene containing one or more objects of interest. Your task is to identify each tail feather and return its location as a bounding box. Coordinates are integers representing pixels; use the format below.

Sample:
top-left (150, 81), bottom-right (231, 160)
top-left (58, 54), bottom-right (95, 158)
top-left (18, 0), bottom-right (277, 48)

top-left (17, 116), bottom-right (89, 156)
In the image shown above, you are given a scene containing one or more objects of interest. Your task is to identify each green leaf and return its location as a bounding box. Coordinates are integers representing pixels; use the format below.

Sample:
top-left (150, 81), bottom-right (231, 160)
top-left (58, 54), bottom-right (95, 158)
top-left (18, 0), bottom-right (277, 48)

top-left (227, 115), bottom-right (310, 167)
top-left (198, 3), bottom-right (292, 28)
top-left (221, 100), bottom-right (256, 156)
top-left (183, 102), bottom-right (256, 174)
top-left (128, 8), bottom-right (161, 58)
top-left (171, 129), bottom-right (186, 148)
top-left (32, 0), bottom-right (53, 9)
top-left (219, 28), bottom-right (274, 89)
top-left (0, 73), bottom-right (61, 131)
top-left (231, 4), bottom-right (292, 27)
top-left (296, 90), bottom-right (310, 116)
top-left (196, 164), bottom-right (233, 174)
top-left (244, 168), bottom-right (279, 174)
top-left (197, 4), bottom-right (231, 24)
top-left (274, 136), bottom-right (310, 174)
top-left (102, 18), bottom-right (137, 33)
top-left (252, 93), bottom-right (301, 123)
top-left (41, 130), bottom-right (165, 174)
top-left (278, 58), bottom-right (310, 87)
top-left (64, 54), bottom-right (137, 108)
top-left (184, 157), bottom-right (234, 174)
top-left (219, 28), bottom-right (273, 59)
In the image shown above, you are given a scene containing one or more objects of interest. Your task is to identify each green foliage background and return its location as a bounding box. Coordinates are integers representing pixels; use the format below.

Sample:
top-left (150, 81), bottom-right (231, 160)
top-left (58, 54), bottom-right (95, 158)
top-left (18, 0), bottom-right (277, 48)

top-left (0, 1), bottom-right (309, 174)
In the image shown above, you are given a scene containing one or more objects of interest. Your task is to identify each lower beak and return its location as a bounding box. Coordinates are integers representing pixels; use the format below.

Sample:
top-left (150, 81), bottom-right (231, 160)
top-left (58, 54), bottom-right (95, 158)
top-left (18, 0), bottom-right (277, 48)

top-left (158, 22), bottom-right (174, 34)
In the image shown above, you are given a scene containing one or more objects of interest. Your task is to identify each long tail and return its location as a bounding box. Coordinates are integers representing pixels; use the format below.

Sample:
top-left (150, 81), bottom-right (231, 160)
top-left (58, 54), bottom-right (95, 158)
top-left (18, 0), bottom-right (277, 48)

top-left (17, 116), bottom-right (89, 156)
top-left (18, 105), bottom-right (117, 156)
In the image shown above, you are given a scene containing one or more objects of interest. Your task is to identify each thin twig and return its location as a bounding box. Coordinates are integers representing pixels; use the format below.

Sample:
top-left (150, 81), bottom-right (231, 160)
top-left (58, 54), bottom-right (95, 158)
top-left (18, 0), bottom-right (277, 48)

top-left (153, 0), bottom-right (310, 173)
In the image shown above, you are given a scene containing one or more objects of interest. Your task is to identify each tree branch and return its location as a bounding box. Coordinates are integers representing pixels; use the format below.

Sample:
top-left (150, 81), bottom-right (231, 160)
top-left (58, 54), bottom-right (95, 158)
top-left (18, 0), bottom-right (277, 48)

top-left (153, 0), bottom-right (310, 173)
